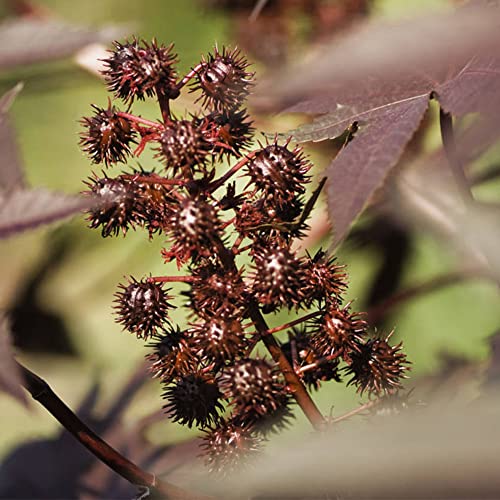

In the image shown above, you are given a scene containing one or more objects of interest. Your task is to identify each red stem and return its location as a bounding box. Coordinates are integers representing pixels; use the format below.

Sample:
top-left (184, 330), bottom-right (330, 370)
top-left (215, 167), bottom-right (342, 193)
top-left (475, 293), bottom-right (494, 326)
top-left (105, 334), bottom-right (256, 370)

top-left (148, 275), bottom-right (196, 284)
top-left (176, 63), bottom-right (204, 90)
top-left (208, 151), bottom-right (256, 192)
top-left (116, 112), bottom-right (162, 129)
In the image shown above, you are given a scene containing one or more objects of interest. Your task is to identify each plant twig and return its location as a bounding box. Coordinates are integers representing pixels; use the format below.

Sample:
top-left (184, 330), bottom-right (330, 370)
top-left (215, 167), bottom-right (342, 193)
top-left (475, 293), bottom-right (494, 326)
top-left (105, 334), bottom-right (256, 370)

top-left (213, 237), bottom-right (326, 431)
top-left (330, 399), bottom-right (381, 424)
top-left (17, 361), bottom-right (209, 500)
top-left (366, 269), bottom-right (485, 324)
top-left (439, 108), bottom-right (473, 203)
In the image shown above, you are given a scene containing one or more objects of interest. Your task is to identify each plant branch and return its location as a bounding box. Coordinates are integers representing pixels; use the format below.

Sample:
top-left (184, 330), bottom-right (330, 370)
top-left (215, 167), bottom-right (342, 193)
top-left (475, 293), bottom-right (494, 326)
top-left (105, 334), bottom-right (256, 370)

top-left (116, 112), bottom-right (162, 129)
top-left (330, 399), bottom-right (381, 424)
top-left (17, 361), bottom-right (208, 500)
top-left (439, 108), bottom-right (473, 203)
top-left (366, 269), bottom-right (485, 324)
top-left (213, 237), bottom-right (326, 430)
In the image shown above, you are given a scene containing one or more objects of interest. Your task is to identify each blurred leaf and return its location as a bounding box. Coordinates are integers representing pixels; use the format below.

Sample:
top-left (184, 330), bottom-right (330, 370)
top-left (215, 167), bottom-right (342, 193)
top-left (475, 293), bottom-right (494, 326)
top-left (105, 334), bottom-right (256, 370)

top-left (0, 188), bottom-right (93, 239)
top-left (257, 3), bottom-right (500, 112)
top-left (0, 313), bottom-right (27, 406)
top-left (0, 84), bottom-right (25, 192)
top-left (0, 18), bottom-right (125, 69)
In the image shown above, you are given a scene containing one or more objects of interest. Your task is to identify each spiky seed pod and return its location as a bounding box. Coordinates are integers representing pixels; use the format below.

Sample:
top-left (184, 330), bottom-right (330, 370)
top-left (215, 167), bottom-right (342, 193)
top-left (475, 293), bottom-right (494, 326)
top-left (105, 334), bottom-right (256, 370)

top-left (200, 419), bottom-right (261, 474)
top-left (344, 334), bottom-right (410, 396)
top-left (190, 317), bottom-right (247, 365)
top-left (281, 327), bottom-right (342, 391)
top-left (102, 39), bottom-right (179, 103)
top-left (187, 260), bottom-right (247, 318)
top-left (251, 243), bottom-right (305, 312)
top-left (191, 46), bottom-right (254, 112)
top-left (80, 105), bottom-right (136, 166)
top-left (113, 277), bottom-right (173, 339)
top-left (162, 373), bottom-right (224, 428)
top-left (204, 109), bottom-right (254, 158)
top-left (219, 359), bottom-right (285, 417)
top-left (158, 119), bottom-right (211, 176)
top-left (300, 250), bottom-right (347, 307)
top-left (234, 197), bottom-right (304, 243)
top-left (162, 196), bottom-right (222, 265)
top-left (311, 303), bottom-right (367, 363)
top-left (83, 173), bottom-right (140, 237)
top-left (246, 141), bottom-right (311, 207)
top-left (146, 326), bottom-right (198, 384)
top-left (234, 393), bottom-right (295, 437)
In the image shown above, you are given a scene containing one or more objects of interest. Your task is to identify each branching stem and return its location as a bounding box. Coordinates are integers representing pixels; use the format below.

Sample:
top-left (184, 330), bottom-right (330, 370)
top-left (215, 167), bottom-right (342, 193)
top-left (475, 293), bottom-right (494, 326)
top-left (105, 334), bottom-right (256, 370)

top-left (17, 361), bottom-right (207, 500)
top-left (116, 112), bottom-right (162, 129)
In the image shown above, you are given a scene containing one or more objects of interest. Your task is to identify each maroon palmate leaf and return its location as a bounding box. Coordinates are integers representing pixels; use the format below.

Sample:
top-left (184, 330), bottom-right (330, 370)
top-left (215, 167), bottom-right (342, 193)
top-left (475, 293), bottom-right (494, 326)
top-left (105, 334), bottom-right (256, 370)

top-left (0, 18), bottom-right (124, 69)
top-left (0, 83), bottom-right (25, 192)
top-left (0, 313), bottom-right (27, 406)
top-left (262, 4), bottom-right (500, 246)
top-left (0, 188), bottom-right (94, 239)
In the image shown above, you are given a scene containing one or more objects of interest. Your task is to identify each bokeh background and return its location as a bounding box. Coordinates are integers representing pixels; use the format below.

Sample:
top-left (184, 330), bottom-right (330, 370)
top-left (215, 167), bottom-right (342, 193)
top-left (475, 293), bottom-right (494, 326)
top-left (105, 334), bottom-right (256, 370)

top-left (0, 0), bottom-right (498, 496)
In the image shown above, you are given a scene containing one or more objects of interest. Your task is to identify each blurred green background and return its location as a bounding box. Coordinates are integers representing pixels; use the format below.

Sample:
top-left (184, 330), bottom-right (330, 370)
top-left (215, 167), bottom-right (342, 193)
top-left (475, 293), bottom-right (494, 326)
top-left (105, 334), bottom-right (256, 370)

top-left (0, 0), bottom-right (497, 464)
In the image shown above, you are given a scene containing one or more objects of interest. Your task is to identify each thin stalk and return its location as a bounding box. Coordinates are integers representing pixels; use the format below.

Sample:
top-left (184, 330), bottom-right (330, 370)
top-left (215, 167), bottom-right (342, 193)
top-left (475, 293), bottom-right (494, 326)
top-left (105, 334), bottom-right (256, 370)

top-left (208, 151), bottom-right (256, 192)
top-left (116, 112), bottom-right (161, 129)
top-left (330, 399), bottom-right (381, 424)
top-left (122, 174), bottom-right (184, 186)
top-left (212, 237), bottom-right (326, 431)
top-left (439, 108), bottom-right (473, 203)
top-left (17, 361), bottom-right (206, 500)
top-left (176, 63), bottom-right (204, 90)
top-left (155, 86), bottom-right (172, 124)
top-left (148, 275), bottom-right (196, 284)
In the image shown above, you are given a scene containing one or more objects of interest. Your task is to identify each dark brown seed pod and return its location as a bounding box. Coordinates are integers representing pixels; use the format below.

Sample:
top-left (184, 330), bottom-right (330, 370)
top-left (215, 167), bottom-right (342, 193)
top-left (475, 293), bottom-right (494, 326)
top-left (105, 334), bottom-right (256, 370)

top-left (219, 358), bottom-right (285, 417)
top-left (204, 109), bottom-right (254, 158)
top-left (186, 259), bottom-right (247, 318)
top-left (301, 249), bottom-right (348, 307)
top-left (281, 327), bottom-right (342, 391)
top-left (162, 195), bottom-right (222, 265)
top-left (83, 173), bottom-right (139, 237)
top-left (102, 38), bottom-right (179, 103)
top-left (250, 243), bottom-right (305, 312)
top-left (311, 303), bottom-right (367, 363)
top-left (158, 119), bottom-right (211, 176)
top-left (162, 372), bottom-right (224, 428)
top-left (190, 317), bottom-right (247, 365)
top-left (191, 46), bottom-right (254, 112)
top-left (246, 140), bottom-right (311, 207)
top-left (113, 277), bottom-right (174, 339)
top-left (200, 418), bottom-right (261, 474)
top-left (146, 326), bottom-right (198, 384)
top-left (234, 392), bottom-right (295, 437)
top-left (344, 333), bottom-right (410, 396)
top-left (80, 104), bottom-right (136, 166)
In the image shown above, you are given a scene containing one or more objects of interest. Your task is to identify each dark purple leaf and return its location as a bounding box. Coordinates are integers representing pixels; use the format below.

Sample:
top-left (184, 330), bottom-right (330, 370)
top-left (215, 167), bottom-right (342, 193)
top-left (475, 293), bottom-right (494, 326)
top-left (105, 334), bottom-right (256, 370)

top-left (0, 19), bottom-right (125, 69)
top-left (328, 95), bottom-right (429, 246)
top-left (0, 314), bottom-right (27, 406)
top-left (0, 188), bottom-right (94, 239)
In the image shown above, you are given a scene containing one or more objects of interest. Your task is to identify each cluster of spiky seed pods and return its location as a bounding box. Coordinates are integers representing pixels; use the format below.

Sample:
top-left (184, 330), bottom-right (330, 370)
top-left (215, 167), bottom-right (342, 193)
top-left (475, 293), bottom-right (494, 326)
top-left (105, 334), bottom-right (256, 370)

top-left (80, 38), bottom-right (409, 473)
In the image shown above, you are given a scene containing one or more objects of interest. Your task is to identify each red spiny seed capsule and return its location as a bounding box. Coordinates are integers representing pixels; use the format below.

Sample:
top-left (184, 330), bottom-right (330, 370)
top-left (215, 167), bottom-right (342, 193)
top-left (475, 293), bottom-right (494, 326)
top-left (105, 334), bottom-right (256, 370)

top-left (281, 327), bottom-right (342, 391)
top-left (204, 109), bottom-right (254, 158)
top-left (301, 250), bottom-right (348, 307)
top-left (162, 373), bottom-right (224, 428)
top-left (246, 141), bottom-right (311, 206)
top-left (251, 243), bottom-right (305, 312)
top-left (219, 359), bottom-right (285, 417)
top-left (145, 327), bottom-right (198, 384)
top-left (83, 173), bottom-right (140, 237)
top-left (80, 105), bottom-right (136, 166)
top-left (311, 303), bottom-right (367, 363)
top-left (113, 277), bottom-right (173, 339)
top-left (162, 196), bottom-right (222, 265)
top-left (102, 39), bottom-right (179, 103)
top-left (158, 119), bottom-right (211, 176)
top-left (344, 333), bottom-right (410, 396)
top-left (191, 46), bottom-right (254, 112)
top-left (187, 260), bottom-right (247, 318)
top-left (200, 419), bottom-right (261, 474)
top-left (190, 317), bottom-right (247, 365)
